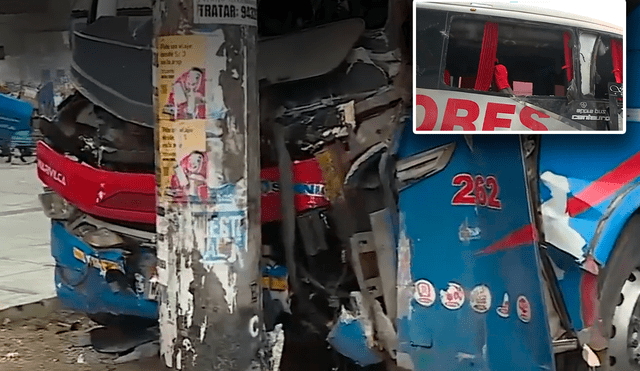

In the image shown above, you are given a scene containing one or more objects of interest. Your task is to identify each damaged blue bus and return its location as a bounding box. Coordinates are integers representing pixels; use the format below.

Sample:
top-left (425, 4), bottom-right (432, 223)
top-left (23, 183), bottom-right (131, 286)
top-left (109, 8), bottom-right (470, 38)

top-left (34, 0), bottom-right (638, 370)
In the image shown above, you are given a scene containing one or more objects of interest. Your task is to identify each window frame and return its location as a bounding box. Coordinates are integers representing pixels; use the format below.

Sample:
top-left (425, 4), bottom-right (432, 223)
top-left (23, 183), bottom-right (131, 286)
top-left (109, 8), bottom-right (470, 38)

top-left (439, 13), bottom-right (578, 98)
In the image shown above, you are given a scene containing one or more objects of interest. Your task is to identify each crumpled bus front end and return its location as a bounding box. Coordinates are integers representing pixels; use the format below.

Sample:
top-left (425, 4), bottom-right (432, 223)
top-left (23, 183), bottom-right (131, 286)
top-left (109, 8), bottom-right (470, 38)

top-left (49, 212), bottom-right (158, 320)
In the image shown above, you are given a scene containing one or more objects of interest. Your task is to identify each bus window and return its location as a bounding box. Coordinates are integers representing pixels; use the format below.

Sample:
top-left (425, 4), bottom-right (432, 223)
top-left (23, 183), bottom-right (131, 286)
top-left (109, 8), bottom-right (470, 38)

top-left (415, 8), bottom-right (448, 89)
top-left (593, 35), bottom-right (619, 99)
top-left (445, 18), bottom-right (571, 97)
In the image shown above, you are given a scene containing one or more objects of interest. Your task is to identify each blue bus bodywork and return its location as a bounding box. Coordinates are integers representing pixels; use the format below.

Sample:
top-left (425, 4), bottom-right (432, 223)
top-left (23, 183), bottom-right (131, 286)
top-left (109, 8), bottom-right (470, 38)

top-left (395, 127), bottom-right (554, 370)
top-left (0, 93), bottom-right (34, 153)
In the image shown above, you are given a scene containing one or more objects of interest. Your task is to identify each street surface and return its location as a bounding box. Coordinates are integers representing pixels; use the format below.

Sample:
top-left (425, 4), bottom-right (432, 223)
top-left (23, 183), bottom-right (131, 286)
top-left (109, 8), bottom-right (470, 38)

top-left (0, 159), bottom-right (168, 369)
top-left (0, 160), bottom-right (55, 310)
top-left (0, 308), bottom-right (167, 370)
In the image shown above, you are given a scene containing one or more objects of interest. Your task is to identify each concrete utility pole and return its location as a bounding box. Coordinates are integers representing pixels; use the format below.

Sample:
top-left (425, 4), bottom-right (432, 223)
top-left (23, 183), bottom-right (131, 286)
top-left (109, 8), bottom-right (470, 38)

top-left (152, 0), bottom-right (262, 370)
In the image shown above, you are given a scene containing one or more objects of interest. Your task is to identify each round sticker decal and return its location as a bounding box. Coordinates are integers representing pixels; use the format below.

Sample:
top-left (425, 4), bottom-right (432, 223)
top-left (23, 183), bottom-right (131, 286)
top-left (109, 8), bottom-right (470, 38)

top-left (440, 282), bottom-right (465, 310)
top-left (517, 295), bottom-right (531, 323)
top-left (469, 285), bottom-right (492, 313)
top-left (496, 293), bottom-right (510, 318)
top-left (414, 279), bottom-right (436, 307)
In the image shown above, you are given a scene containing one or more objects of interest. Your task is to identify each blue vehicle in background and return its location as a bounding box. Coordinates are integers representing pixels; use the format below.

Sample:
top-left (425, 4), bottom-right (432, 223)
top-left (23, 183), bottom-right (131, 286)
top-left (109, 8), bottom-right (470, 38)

top-left (0, 92), bottom-right (35, 162)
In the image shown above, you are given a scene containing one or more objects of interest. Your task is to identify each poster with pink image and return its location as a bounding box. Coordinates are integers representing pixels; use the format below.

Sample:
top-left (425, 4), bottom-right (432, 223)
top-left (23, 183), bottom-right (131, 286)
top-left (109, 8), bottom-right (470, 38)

top-left (170, 151), bottom-right (209, 203)
top-left (164, 68), bottom-right (207, 120)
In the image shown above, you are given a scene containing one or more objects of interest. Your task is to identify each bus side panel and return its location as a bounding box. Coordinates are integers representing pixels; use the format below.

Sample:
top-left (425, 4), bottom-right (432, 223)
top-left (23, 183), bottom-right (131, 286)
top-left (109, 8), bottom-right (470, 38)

top-left (538, 123), bottom-right (640, 331)
top-left (590, 183), bottom-right (640, 264)
top-left (396, 127), bottom-right (554, 371)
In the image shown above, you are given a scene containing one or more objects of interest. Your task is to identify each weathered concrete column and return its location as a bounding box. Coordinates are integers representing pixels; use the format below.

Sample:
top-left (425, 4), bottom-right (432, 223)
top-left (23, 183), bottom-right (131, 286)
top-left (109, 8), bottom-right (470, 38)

top-left (152, 0), bottom-right (262, 370)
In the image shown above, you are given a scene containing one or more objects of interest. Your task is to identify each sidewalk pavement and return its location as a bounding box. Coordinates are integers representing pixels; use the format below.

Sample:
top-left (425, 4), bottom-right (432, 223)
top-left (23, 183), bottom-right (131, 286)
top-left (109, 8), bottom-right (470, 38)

top-left (0, 160), bottom-right (56, 311)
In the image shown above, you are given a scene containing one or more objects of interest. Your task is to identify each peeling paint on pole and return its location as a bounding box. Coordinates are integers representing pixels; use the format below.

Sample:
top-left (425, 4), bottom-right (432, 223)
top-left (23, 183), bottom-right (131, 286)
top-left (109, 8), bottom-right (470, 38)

top-left (153, 0), bottom-right (262, 370)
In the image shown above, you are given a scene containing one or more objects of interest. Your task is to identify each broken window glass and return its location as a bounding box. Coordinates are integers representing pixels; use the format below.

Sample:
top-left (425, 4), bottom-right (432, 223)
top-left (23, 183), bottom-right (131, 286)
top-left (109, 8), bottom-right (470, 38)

top-left (578, 32), bottom-right (598, 97)
top-left (444, 17), bottom-right (571, 97)
top-left (593, 35), bottom-right (619, 99)
top-left (414, 8), bottom-right (447, 89)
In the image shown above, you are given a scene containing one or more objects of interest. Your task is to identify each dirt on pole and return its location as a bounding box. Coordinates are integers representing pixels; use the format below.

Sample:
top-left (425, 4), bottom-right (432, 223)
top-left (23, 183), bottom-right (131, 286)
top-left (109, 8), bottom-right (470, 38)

top-left (152, 0), bottom-right (263, 370)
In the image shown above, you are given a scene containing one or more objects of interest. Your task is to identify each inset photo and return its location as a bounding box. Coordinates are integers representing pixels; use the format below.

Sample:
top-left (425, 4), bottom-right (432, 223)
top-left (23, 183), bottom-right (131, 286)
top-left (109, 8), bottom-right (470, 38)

top-left (413, 0), bottom-right (624, 133)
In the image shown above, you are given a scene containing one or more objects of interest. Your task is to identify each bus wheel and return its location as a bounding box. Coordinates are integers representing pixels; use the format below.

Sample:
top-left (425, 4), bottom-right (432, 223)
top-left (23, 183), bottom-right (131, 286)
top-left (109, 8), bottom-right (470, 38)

top-left (607, 269), bottom-right (640, 370)
top-left (599, 214), bottom-right (640, 371)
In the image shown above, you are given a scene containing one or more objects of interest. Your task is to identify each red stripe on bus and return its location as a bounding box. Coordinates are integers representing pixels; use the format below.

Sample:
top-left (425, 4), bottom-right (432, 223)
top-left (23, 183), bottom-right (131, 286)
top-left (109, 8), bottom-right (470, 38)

top-left (566, 151), bottom-right (640, 217)
top-left (479, 151), bottom-right (640, 255)
top-left (477, 224), bottom-right (536, 255)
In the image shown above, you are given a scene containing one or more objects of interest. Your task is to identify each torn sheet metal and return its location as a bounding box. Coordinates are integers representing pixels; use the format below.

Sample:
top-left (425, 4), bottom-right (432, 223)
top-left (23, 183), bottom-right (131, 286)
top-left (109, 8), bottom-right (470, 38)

top-left (348, 102), bottom-right (403, 160)
top-left (539, 171), bottom-right (587, 262)
top-left (395, 142), bottom-right (455, 191)
top-left (258, 19), bottom-right (365, 83)
top-left (535, 127), bottom-right (640, 329)
top-left (372, 299), bottom-right (398, 359)
top-left (51, 219), bottom-right (158, 319)
top-left (369, 208), bottom-right (398, 320)
top-left (354, 87), bottom-right (402, 120)
top-left (327, 293), bottom-right (383, 367)
top-left (346, 47), bottom-right (401, 80)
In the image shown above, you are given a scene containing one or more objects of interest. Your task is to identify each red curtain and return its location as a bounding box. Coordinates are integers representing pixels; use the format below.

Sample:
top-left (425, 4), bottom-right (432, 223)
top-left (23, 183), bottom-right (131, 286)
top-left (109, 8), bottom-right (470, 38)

top-left (444, 69), bottom-right (451, 86)
top-left (474, 22), bottom-right (499, 91)
top-left (562, 32), bottom-right (573, 82)
top-left (611, 38), bottom-right (623, 84)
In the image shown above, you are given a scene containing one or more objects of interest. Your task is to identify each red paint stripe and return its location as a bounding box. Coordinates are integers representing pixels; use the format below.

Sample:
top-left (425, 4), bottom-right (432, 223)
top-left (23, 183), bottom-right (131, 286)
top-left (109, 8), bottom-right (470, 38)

top-left (566, 151), bottom-right (640, 217)
top-left (580, 270), bottom-right (599, 327)
top-left (479, 152), bottom-right (640, 255)
top-left (478, 224), bottom-right (536, 255)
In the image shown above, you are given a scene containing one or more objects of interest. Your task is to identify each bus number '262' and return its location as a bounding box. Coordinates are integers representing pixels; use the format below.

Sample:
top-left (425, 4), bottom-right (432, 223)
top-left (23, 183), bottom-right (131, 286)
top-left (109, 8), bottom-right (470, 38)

top-left (451, 173), bottom-right (502, 209)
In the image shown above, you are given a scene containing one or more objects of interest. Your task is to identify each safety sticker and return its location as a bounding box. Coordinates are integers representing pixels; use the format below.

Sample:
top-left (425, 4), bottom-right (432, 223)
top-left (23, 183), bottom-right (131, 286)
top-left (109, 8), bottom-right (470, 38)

top-left (414, 279), bottom-right (436, 307)
top-left (440, 282), bottom-right (465, 310)
top-left (469, 285), bottom-right (491, 313)
top-left (496, 293), bottom-right (510, 318)
top-left (517, 295), bottom-right (531, 323)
